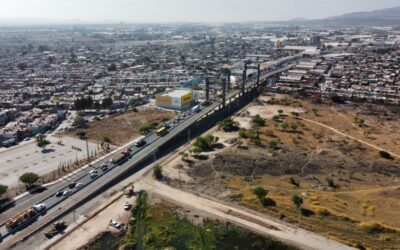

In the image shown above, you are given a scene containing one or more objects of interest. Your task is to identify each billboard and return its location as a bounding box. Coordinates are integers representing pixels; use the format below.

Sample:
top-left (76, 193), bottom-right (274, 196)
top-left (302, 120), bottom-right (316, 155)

top-left (181, 92), bottom-right (193, 106)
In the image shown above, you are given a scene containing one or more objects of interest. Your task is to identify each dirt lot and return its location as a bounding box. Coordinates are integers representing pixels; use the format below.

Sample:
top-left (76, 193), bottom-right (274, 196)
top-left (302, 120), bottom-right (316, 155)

top-left (161, 93), bottom-right (400, 249)
top-left (65, 107), bottom-right (174, 146)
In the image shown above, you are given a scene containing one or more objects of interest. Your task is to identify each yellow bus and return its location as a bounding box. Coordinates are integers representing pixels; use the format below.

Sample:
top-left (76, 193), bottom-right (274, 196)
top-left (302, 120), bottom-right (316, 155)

top-left (156, 127), bottom-right (168, 136)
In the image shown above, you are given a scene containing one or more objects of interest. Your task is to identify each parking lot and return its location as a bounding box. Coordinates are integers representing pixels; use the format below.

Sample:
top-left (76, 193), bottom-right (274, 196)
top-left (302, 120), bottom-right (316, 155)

top-left (0, 135), bottom-right (98, 187)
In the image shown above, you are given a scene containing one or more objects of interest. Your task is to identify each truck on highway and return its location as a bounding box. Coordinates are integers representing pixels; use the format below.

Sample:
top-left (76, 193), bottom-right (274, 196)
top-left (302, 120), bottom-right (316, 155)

top-left (5, 204), bottom-right (46, 230)
top-left (110, 149), bottom-right (132, 164)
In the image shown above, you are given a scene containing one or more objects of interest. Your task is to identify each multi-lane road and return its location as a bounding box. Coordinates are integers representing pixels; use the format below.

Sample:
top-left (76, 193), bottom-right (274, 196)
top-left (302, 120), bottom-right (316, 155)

top-left (0, 58), bottom-right (297, 248)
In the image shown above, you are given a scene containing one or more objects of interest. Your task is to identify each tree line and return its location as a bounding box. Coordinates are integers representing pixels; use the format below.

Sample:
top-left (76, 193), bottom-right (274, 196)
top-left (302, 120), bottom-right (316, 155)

top-left (74, 96), bottom-right (113, 112)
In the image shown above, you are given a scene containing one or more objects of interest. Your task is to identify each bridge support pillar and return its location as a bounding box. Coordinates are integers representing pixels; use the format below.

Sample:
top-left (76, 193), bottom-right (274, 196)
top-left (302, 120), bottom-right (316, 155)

top-left (205, 77), bottom-right (210, 101)
top-left (227, 72), bottom-right (231, 92)
top-left (242, 62), bottom-right (248, 95)
top-left (222, 76), bottom-right (226, 108)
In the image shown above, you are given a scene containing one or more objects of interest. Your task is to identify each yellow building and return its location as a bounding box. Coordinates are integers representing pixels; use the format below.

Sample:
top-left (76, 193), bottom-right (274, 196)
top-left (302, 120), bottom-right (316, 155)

top-left (156, 89), bottom-right (193, 110)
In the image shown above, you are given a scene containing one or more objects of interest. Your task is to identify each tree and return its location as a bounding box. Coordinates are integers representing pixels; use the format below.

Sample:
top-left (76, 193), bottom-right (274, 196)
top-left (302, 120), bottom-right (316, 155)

top-left (325, 177), bottom-right (336, 188)
top-left (251, 115), bottom-right (266, 127)
top-left (153, 165), bottom-right (163, 180)
top-left (74, 96), bottom-right (93, 112)
top-left (292, 194), bottom-right (303, 209)
top-left (291, 112), bottom-right (300, 117)
top-left (282, 122), bottom-right (290, 131)
top-left (179, 152), bottom-right (189, 162)
top-left (108, 63), bottom-right (117, 71)
top-left (289, 177), bottom-right (300, 187)
top-left (17, 62), bottom-right (28, 70)
top-left (253, 187), bottom-right (268, 203)
top-left (268, 139), bottom-right (278, 150)
top-left (76, 131), bottom-right (87, 140)
top-left (194, 135), bottom-right (216, 151)
top-left (37, 139), bottom-right (50, 150)
top-left (73, 116), bottom-right (87, 128)
top-left (379, 151), bottom-right (393, 160)
top-left (330, 93), bottom-right (344, 104)
top-left (0, 184), bottom-right (8, 196)
top-left (219, 118), bottom-right (240, 132)
top-left (139, 122), bottom-right (155, 134)
top-left (290, 123), bottom-right (298, 131)
top-left (20, 172), bottom-right (40, 187)
top-left (160, 116), bottom-right (170, 122)
top-left (101, 97), bottom-right (113, 109)
top-left (103, 137), bottom-right (111, 149)
top-left (191, 146), bottom-right (203, 156)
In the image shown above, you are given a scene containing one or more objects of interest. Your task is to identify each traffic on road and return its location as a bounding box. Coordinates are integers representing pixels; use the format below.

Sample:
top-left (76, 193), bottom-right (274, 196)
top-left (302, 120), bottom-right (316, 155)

top-left (0, 57), bottom-right (297, 245)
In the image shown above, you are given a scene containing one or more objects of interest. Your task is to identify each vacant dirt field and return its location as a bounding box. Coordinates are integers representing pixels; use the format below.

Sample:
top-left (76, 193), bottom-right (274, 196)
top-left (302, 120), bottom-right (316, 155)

top-left (161, 93), bottom-right (400, 250)
top-left (65, 107), bottom-right (174, 146)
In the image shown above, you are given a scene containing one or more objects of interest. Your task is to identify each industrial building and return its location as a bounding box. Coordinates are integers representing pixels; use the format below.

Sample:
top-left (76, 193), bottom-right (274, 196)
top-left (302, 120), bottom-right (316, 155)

top-left (155, 89), bottom-right (193, 110)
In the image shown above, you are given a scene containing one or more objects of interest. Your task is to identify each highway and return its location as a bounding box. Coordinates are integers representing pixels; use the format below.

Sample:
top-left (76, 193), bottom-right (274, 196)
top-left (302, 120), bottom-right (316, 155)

top-left (0, 57), bottom-right (297, 248)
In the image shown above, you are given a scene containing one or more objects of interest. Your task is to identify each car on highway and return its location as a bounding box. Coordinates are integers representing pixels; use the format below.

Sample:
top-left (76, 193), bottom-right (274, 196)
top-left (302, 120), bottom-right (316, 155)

top-left (123, 202), bottom-right (132, 210)
top-left (164, 122), bottom-right (171, 129)
top-left (55, 191), bottom-right (63, 197)
top-left (75, 182), bottom-right (84, 190)
top-left (33, 203), bottom-right (47, 212)
top-left (109, 219), bottom-right (121, 229)
top-left (133, 136), bottom-right (147, 147)
top-left (63, 190), bottom-right (72, 197)
top-left (101, 164), bottom-right (109, 171)
top-left (68, 182), bottom-right (77, 189)
top-left (89, 170), bottom-right (98, 178)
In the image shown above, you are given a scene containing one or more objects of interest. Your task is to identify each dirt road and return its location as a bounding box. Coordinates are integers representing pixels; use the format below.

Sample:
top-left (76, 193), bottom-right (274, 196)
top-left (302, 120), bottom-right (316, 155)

top-left (291, 115), bottom-right (400, 159)
top-left (137, 179), bottom-right (355, 250)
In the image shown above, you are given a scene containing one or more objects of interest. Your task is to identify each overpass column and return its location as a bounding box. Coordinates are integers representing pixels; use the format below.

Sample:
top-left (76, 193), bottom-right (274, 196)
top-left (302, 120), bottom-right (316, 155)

top-left (222, 76), bottom-right (226, 108)
top-left (242, 62), bottom-right (248, 95)
top-left (205, 77), bottom-right (210, 101)
top-left (256, 63), bottom-right (261, 87)
top-left (227, 72), bottom-right (231, 92)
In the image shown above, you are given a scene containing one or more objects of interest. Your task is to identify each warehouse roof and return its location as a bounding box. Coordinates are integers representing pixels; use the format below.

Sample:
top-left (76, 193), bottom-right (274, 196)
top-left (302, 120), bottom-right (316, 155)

top-left (159, 89), bottom-right (192, 98)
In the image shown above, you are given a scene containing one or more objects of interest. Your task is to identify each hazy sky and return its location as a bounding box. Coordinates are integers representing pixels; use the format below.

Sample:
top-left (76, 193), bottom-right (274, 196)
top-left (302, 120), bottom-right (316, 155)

top-left (0, 0), bottom-right (399, 23)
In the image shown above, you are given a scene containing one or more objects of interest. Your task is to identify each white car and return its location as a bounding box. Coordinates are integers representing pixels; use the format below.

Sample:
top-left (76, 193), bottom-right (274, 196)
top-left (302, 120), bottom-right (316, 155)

top-left (109, 220), bottom-right (121, 229)
top-left (33, 203), bottom-right (46, 212)
top-left (63, 190), bottom-right (72, 196)
top-left (123, 202), bottom-right (131, 210)
top-left (89, 170), bottom-right (98, 178)
top-left (75, 182), bottom-right (84, 189)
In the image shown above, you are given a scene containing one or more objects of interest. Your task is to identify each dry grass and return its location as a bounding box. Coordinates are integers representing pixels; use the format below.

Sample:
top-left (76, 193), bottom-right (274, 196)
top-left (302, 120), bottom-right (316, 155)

top-left (66, 108), bottom-right (174, 146)
top-left (187, 94), bottom-right (400, 249)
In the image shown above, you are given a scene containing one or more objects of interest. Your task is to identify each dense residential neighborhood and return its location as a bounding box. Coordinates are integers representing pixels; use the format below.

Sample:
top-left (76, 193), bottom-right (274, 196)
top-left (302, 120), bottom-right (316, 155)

top-left (1, 24), bottom-right (399, 146)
